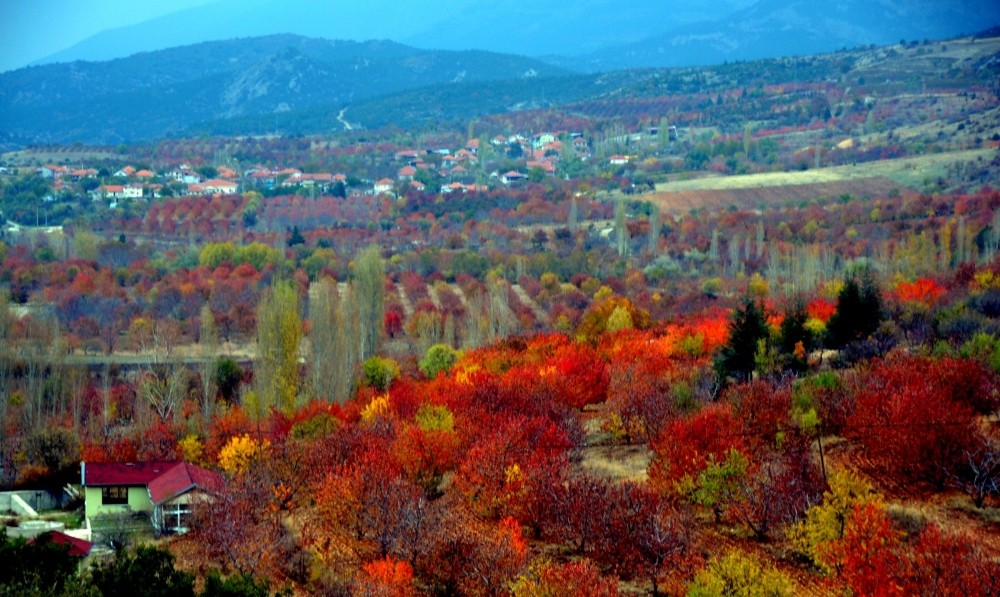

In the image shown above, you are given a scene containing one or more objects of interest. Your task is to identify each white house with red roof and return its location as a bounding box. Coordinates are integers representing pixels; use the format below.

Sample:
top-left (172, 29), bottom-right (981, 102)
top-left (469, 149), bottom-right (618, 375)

top-left (397, 165), bottom-right (417, 181)
top-left (374, 178), bottom-right (395, 195)
top-left (102, 185), bottom-right (125, 199)
top-left (200, 179), bottom-right (239, 195)
top-left (81, 461), bottom-right (222, 534)
top-left (501, 170), bottom-right (528, 184)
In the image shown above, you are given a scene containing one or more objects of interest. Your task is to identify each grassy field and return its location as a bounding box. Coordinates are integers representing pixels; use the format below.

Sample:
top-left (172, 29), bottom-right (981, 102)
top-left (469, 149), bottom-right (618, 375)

top-left (655, 148), bottom-right (996, 193)
top-left (1, 147), bottom-right (120, 166)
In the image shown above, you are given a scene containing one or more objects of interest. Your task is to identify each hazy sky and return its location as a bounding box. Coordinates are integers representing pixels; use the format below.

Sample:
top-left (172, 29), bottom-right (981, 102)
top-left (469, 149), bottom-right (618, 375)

top-left (0, 0), bottom-right (215, 72)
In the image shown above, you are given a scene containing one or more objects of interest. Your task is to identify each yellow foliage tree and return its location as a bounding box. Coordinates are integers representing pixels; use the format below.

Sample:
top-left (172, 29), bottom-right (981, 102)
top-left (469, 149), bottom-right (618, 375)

top-left (360, 394), bottom-right (392, 424)
top-left (605, 305), bottom-right (634, 333)
top-left (688, 550), bottom-right (796, 596)
top-left (178, 434), bottom-right (204, 465)
top-left (786, 469), bottom-right (881, 573)
top-left (218, 433), bottom-right (268, 476)
top-left (415, 403), bottom-right (455, 433)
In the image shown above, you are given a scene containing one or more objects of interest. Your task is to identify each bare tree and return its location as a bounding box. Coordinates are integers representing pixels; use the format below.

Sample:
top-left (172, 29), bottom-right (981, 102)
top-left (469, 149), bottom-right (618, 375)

top-left (947, 441), bottom-right (1000, 509)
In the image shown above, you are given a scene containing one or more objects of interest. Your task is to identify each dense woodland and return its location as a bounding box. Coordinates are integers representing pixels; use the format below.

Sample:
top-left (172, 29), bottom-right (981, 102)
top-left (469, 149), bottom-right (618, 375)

top-left (2, 33), bottom-right (1000, 597)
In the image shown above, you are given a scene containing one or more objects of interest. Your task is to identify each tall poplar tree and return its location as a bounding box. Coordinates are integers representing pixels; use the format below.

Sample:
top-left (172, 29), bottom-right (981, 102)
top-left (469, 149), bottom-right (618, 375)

top-left (309, 278), bottom-right (354, 403)
top-left (252, 281), bottom-right (302, 418)
top-left (354, 245), bottom-right (385, 361)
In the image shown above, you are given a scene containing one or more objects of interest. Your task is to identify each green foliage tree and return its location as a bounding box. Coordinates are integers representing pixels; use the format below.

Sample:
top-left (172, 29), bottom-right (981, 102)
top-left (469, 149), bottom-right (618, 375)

top-left (419, 343), bottom-right (460, 380)
top-left (215, 358), bottom-right (243, 404)
top-left (200, 571), bottom-right (287, 597)
top-left (692, 449), bottom-right (748, 523)
top-left (0, 532), bottom-right (84, 596)
top-left (605, 305), bottom-right (635, 333)
top-left (362, 355), bottom-right (400, 392)
top-left (715, 297), bottom-right (769, 383)
top-left (90, 545), bottom-right (195, 597)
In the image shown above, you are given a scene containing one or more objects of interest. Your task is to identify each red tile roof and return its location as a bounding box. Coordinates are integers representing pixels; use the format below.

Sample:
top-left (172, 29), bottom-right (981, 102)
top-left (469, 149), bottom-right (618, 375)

top-left (201, 179), bottom-right (238, 188)
top-left (82, 461), bottom-right (222, 506)
top-left (82, 461), bottom-right (177, 486)
top-left (31, 531), bottom-right (93, 557)
top-left (147, 462), bottom-right (222, 505)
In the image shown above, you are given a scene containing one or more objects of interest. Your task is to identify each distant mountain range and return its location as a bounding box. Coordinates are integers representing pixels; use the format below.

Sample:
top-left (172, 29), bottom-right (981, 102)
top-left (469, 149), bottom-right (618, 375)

top-left (0, 36), bottom-right (564, 145)
top-left (576, 0), bottom-right (1000, 70)
top-left (31, 0), bottom-right (758, 69)
top-left (2, 0), bottom-right (999, 146)
top-left (29, 0), bottom-right (998, 73)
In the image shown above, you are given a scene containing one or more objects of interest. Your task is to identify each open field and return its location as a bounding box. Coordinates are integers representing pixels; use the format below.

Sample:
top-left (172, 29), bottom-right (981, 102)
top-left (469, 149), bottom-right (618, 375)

top-left (646, 148), bottom-right (997, 213)
top-left (2, 147), bottom-right (121, 167)
top-left (655, 148), bottom-right (995, 193)
top-left (646, 177), bottom-right (902, 214)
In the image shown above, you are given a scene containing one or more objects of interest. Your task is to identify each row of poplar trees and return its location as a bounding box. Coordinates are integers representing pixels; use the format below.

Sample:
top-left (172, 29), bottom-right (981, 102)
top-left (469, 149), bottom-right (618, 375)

top-left (249, 245), bottom-right (384, 418)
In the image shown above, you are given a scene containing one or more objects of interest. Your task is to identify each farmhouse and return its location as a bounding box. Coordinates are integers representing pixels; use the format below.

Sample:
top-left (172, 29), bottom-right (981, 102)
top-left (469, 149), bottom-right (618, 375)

top-left (81, 461), bottom-right (222, 534)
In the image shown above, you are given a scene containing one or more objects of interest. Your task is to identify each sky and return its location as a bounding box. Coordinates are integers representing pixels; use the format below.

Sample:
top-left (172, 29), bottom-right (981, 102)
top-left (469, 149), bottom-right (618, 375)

top-left (0, 0), bottom-right (215, 72)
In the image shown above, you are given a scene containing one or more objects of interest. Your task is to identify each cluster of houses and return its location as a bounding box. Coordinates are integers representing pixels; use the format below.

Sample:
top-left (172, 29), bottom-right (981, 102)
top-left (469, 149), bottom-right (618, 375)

top-left (25, 129), bottom-right (656, 204)
top-left (36, 163), bottom-right (240, 203)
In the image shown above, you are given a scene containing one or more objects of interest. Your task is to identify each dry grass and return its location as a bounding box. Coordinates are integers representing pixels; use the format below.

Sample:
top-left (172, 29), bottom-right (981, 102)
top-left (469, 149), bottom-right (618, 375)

top-left (654, 149), bottom-right (994, 194)
top-left (646, 177), bottom-right (902, 215)
top-left (578, 444), bottom-right (652, 482)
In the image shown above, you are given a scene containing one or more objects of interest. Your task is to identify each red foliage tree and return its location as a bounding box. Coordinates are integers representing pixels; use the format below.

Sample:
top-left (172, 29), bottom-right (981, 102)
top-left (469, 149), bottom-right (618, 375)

top-left (847, 355), bottom-right (983, 486)
top-left (356, 557), bottom-right (416, 597)
top-left (648, 402), bottom-right (745, 494)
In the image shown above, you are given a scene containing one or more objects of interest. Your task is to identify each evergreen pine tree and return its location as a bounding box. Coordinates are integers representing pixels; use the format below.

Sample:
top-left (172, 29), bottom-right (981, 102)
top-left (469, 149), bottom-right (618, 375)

top-left (716, 296), bottom-right (769, 383)
top-left (826, 271), bottom-right (883, 349)
top-left (779, 298), bottom-right (811, 372)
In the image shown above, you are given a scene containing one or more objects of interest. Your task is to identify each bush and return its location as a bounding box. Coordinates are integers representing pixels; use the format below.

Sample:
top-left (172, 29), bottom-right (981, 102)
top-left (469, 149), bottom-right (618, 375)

top-left (363, 356), bottom-right (400, 392)
top-left (419, 344), bottom-right (460, 380)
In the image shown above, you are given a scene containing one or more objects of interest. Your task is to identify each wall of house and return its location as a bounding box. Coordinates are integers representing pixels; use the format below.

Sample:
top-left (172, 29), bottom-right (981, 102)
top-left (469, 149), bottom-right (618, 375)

top-left (83, 486), bottom-right (152, 519)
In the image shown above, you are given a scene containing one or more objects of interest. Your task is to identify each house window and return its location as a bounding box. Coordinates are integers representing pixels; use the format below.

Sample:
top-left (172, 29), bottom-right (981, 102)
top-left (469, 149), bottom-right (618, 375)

top-left (163, 503), bottom-right (192, 533)
top-left (102, 486), bottom-right (128, 505)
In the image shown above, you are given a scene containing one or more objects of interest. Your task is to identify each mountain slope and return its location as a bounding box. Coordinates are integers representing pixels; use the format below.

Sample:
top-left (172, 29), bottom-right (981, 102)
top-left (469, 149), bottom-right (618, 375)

top-left (34, 0), bottom-right (757, 69)
top-left (576, 0), bottom-right (1000, 70)
top-left (401, 0), bottom-right (756, 57)
top-left (0, 35), bottom-right (566, 144)
top-left (32, 0), bottom-right (468, 68)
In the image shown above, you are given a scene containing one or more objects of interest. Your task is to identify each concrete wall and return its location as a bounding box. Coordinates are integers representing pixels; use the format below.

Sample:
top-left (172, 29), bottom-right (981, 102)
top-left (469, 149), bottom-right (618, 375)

top-left (0, 490), bottom-right (66, 514)
top-left (5, 520), bottom-right (65, 539)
